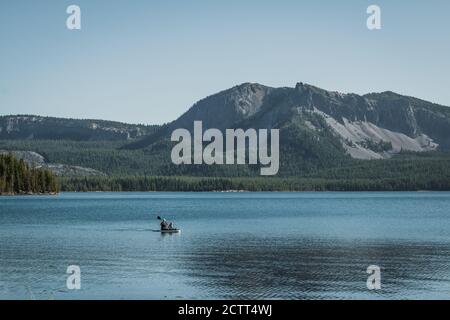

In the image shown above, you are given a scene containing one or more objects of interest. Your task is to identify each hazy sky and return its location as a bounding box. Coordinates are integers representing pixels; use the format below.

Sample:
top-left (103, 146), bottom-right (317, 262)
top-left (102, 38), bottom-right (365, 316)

top-left (1, 0), bottom-right (449, 124)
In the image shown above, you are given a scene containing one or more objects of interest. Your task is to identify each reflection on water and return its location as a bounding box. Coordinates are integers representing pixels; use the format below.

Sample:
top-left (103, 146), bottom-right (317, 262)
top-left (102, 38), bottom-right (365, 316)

top-left (182, 236), bottom-right (450, 299)
top-left (1, 192), bottom-right (450, 299)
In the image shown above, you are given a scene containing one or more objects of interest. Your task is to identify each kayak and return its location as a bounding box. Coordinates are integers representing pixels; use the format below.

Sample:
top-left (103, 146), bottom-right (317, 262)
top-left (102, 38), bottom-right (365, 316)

top-left (160, 229), bottom-right (181, 233)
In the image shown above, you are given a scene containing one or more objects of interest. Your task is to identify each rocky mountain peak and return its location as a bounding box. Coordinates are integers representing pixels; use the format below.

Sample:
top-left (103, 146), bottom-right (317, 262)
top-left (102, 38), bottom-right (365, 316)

top-left (126, 82), bottom-right (450, 159)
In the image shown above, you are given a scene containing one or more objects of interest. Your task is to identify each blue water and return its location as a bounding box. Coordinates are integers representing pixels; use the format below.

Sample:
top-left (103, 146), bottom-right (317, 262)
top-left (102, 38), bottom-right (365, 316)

top-left (1, 192), bottom-right (450, 300)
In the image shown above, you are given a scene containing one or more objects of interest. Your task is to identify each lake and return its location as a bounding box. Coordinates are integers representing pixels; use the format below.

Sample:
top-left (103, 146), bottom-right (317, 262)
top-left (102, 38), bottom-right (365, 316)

top-left (1, 192), bottom-right (450, 300)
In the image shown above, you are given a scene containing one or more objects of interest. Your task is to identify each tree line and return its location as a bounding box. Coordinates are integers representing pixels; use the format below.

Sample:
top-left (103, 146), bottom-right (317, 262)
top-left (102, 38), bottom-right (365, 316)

top-left (60, 174), bottom-right (450, 192)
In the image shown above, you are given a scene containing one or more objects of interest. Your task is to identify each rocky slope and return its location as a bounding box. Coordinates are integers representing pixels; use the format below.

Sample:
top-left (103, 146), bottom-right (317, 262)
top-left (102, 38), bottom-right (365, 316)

top-left (0, 150), bottom-right (105, 177)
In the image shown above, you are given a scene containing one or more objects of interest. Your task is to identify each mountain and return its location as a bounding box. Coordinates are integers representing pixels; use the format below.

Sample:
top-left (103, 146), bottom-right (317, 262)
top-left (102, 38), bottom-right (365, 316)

top-left (0, 115), bottom-right (159, 141)
top-left (1, 82), bottom-right (450, 182)
top-left (125, 82), bottom-right (450, 161)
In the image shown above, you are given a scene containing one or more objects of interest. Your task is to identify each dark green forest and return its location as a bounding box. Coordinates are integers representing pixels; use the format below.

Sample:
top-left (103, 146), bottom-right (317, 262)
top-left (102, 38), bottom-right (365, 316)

top-left (0, 153), bottom-right (59, 195)
top-left (60, 174), bottom-right (450, 192)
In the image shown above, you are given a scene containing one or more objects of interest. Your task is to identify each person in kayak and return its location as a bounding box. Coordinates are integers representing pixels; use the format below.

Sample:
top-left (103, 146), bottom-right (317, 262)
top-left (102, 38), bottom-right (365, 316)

top-left (158, 216), bottom-right (174, 230)
top-left (160, 219), bottom-right (170, 230)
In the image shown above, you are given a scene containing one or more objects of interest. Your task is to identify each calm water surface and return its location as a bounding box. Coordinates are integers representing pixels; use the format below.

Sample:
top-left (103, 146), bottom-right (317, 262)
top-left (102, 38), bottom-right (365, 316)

top-left (1, 192), bottom-right (450, 300)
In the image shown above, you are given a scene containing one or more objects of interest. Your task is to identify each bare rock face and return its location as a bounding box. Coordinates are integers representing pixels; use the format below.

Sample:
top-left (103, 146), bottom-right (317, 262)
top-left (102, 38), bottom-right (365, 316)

top-left (0, 150), bottom-right (46, 166)
top-left (313, 108), bottom-right (438, 160)
top-left (44, 164), bottom-right (106, 177)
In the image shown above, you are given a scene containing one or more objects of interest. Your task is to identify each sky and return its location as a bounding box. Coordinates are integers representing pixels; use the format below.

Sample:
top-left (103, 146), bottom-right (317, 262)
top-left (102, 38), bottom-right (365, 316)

top-left (0, 0), bottom-right (449, 125)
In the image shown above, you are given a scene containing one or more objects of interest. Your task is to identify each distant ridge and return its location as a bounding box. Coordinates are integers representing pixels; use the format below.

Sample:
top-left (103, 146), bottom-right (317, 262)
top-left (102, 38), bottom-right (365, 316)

top-left (0, 115), bottom-right (159, 141)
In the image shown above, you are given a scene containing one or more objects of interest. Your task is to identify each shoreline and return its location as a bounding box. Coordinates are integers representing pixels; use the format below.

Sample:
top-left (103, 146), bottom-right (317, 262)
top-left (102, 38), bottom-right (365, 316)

top-left (6, 190), bottom-right (445, 194)
top-left (0, 192), bottom-right (59, 197)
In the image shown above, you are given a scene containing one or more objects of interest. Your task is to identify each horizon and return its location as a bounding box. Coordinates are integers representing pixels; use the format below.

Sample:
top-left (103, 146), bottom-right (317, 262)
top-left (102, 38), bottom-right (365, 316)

top-left (1, 0), bottom-right (450, 124)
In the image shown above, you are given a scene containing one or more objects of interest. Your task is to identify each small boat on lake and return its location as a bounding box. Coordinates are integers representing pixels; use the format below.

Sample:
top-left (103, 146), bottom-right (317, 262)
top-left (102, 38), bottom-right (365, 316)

top-left (157, 215), bottom-right (181, 233)
top-left (160, 228), bottom-right (181, 234)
